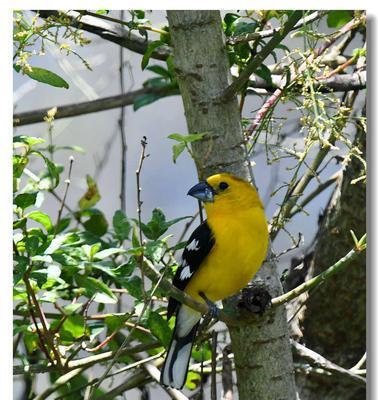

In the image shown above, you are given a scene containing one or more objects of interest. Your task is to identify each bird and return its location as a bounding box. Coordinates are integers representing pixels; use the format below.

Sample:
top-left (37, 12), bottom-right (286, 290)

top-left (160, 173), bottom-right (269, 389)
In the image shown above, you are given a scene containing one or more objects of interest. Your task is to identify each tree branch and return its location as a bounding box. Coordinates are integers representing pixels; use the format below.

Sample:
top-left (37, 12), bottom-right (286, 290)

top-left (13, 341), bottom-right (159, 375)
top-left (13, 72), bottom-right (365, 127)
top-left (13, 86), bottom-right (178, 126)
top-left (292, 341), bottom-right (366, 387)
top-left (227, 11), bottom-right (326, 45)
top-left (272, 235), bottom-right (366, 307)
top-left (221, 10), bottom-right (303, 102)
top-left (36, 10), bottom-right (171, 60)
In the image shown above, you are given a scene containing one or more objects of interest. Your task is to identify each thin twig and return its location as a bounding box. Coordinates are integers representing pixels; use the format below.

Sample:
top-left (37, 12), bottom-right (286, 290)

top-left (136, 136), bottom-right (148, 300)
top-left (55, 156), bottom-right (74, 231)
top-left (289, 171), bottom-right (340, 218)
top-left (246, 14), bottom-right (365, 137)
top-left (211, 331), bottom-right (218, 400)
top-left (54, 353), bottom-right (164, 399)
top-left (221, 345), bottom-right (233, 400)
top-left (350, 352), bottom-right (367, 371)
top-left (13, 341), bottom-right (160, 375)
top-left (119, 10), bottom-right (127, 214)
top-left (77, 10), bottom-right (169, 36)
top-left (272, 235), bottom-right (366, 306)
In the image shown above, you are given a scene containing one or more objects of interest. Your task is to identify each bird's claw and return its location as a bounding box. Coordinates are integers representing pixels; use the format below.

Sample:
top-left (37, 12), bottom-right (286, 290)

top-left (199, 291), bottom-right (221, 320)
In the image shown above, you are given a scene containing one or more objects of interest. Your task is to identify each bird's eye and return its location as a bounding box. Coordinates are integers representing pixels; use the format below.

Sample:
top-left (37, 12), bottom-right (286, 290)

top-left (219, 182), bottom-right (229, 191)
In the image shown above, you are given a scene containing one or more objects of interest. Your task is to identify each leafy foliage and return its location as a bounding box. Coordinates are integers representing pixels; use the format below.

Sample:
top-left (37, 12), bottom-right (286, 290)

top-left (13, 127), bottom-right (199, 394)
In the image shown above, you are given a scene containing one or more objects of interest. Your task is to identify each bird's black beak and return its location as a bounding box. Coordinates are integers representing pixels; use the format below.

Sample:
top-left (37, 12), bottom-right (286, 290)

top-left (187, 181), bottom-right (215, 203)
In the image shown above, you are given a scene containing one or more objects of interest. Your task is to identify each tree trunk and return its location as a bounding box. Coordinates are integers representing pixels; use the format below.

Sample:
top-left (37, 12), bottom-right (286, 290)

top-left (289, 108), bottom-right (366, 400)
top-left (167, 10), bottom-right (297, 399)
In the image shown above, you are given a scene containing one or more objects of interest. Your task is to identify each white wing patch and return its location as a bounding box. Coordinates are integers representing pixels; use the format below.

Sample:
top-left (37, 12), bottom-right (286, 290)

top-left (186, 239), bottom-right (200, 251)
top-left (179, 265), bottom-right (193, 280)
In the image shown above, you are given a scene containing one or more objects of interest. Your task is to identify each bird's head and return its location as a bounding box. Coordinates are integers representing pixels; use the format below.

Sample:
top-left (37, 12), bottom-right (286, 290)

top-left (187, 173), bottom-right (263, 213)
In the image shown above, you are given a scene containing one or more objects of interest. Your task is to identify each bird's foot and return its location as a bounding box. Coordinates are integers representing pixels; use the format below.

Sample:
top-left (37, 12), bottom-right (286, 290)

top-left (199, 292), bottom-right (220, 320)
top-left (238, 287), bottom-right (272, 315)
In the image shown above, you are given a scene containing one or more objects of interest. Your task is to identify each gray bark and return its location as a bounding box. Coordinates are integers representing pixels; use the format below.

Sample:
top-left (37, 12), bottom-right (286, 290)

top-left (289, 110), bottom-right (366, 399)
top-left (167, 10), bottom-right (297, 399)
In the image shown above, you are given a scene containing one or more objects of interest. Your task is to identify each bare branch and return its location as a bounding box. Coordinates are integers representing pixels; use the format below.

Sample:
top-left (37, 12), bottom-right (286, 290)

top-left (36, 10), bottom-right (171, 60)
top-left (13, 86), bottom-right (178, 126)
top-left (292, 341), bottom-right (366, 387)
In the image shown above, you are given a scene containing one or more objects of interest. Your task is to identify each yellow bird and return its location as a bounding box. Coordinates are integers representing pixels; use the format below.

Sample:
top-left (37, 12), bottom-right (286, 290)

top-left (160, 173), bottom-right (269, 389)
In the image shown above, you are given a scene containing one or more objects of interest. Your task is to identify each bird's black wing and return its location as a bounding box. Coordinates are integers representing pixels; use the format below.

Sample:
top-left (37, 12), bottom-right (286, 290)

top-left (167, 220), bottom-right (215, 319)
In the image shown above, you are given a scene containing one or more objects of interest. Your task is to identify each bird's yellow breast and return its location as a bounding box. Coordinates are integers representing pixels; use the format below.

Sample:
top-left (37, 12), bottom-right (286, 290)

top-left (184, 206), bottom-right (269, 302)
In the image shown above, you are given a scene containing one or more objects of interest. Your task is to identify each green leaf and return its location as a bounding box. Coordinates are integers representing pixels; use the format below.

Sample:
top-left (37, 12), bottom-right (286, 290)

top-left (81, 209), bottom-right (108, 237)
top-left (83, 214), bottom-right (108, 237)
top-left (141, 40), bottom-right (165, 70)
top-left (233, 21), bottom-right (257, 36)
top-left (115, 259), bottom-right (136, 277)
top-left (79, 175), bottom-right (101, 210)
top-left (25, 236), bottom-right (40, 256)
top-left (148, 311), bottom-right (171, 348)
top-left (133, 93), bottom-right (162, 111)
top-left (94, 248), bottom-right (126, 260)
top-left (75, 275), bottom-right (117, 304)
top-left (145, 240), bottom-right (166, 263)
top-left (140, 209), bottom-right (191, 240)
top-left (63, 303), bottom-right (83, 315)
top-left (54, 145), bottom-right (85, 154)
top-left (143, 77), bottom-right (170, 89)
top-left (14, 192), bottom-right (37, 209)
top-left (24, 331), bottom-right (39, 353)
top-left (82, 243), bottom-right (102, 261)
top-left (255, 64), bottom-right (273, 86)
top-left (327, 11), bottom-right (353, 28)
top-left (13, 155), bottom-right (29, 179)
top-left (27, 211), bottom-right (53, 233)
top-left (172, 142), bottom-right (186, 163)
top-left (124, 275), bottom-right (143, 298)
top-left (105, 314), bottom-right (129, 333)
top-left (146, 65), bottom-right (171, 79)
top-left (44, 235), bottom-right (69, 255)
top-left (13, 135), bottom-right (45, 147)
top-left (168, 132), bottom-right (207, 144)
top-left (14, 255), bottom-right (28, 285)
top-left (16, 65), bottom-right (69, 89)
top-left (60, 315), bottom-right (86, 341)
top-left (223, 13), bottom-right (240, 36)
top-left (55, 217), bottom-right (71, 234)
top-left (185, 371), bottom-right (201, 390)
top-left (113, 210), bottom-right (132, 240)
top-left (30, 150), bottom-right (60, 189)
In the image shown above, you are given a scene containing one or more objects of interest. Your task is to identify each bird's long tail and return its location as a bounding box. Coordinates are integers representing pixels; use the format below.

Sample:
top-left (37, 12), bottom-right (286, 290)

top-left (160, 305), bottom-right (201, 389)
